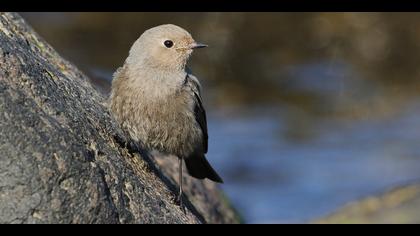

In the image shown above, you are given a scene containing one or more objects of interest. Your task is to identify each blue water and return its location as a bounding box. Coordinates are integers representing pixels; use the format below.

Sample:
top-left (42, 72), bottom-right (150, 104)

top-left (207, 103), bottom-right (420, 223)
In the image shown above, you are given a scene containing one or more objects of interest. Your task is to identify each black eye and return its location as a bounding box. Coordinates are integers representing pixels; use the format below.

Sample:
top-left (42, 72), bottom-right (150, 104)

top-left (164, 40), bottom-right (173, 48)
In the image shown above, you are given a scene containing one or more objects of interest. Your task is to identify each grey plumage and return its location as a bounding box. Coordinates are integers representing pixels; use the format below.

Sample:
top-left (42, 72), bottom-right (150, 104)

top-left (109, 24), bottom-right (223, 185)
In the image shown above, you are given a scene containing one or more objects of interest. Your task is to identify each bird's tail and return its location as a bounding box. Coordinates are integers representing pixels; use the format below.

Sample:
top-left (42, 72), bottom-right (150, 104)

top-left (185, 155), bottom-right (224, 183)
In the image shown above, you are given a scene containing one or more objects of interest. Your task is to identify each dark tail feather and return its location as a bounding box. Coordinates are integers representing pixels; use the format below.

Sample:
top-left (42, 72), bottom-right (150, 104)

top-left (185, 155), bottom-right (224, 183)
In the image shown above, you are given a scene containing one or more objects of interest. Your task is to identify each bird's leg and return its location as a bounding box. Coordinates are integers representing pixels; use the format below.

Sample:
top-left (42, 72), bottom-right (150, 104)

top-left (177, 157), bottom-right (186, 213)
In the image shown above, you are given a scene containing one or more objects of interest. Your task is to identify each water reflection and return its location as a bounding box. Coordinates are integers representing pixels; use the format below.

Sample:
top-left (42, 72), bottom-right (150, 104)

top-left (20, 12), bottom-right (420, 223)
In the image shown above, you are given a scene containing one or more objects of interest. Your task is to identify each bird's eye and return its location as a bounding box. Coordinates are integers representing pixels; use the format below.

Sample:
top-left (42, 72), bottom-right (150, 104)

top-left (164, 40), bottom-right (174, 48)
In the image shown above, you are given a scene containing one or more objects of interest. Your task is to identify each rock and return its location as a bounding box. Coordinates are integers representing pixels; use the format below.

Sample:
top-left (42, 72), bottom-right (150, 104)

top-left (314, 183), bottom-right (420, 224)
top-left (0, 12), bottom-right (240, 224)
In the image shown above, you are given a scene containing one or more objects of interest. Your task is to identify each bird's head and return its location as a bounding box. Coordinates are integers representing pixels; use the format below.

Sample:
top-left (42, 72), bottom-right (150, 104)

top-left (127, 24), bottom-right (207, 72)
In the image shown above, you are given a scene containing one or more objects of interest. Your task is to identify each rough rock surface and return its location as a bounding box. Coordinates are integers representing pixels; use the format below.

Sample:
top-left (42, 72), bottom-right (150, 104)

top-left (0, 12), bottom-right (240, 224)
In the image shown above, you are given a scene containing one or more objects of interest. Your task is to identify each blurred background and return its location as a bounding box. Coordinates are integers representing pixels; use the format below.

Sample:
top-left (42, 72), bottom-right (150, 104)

top-left (20, 12), bottom-right (420, 223)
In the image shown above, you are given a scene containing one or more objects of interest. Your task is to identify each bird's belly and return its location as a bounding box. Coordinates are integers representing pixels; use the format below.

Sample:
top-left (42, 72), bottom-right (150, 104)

top-left (135, 99), bottom-right (202, 158)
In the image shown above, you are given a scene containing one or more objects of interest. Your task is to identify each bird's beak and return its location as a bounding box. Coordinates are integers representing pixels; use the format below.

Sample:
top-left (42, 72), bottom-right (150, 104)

top-left (190, 42), bottom-right (208, 49)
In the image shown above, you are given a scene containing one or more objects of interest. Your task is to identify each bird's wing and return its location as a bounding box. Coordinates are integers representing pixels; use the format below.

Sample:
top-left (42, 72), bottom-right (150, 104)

top-left (184, 74), bottom-right (208, 153)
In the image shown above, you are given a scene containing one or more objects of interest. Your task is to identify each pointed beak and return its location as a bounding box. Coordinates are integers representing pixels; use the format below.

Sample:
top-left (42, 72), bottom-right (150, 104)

top-left (190, 42), bottom-right (208, 49)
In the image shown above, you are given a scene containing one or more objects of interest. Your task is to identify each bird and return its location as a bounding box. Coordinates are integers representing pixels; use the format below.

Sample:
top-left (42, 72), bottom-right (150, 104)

top-left (109, 24), bottom-right (223, 211)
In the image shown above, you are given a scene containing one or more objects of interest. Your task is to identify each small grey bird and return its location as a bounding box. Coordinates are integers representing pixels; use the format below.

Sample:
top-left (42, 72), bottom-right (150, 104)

top-left (109, 24), bottom-right (223, 209)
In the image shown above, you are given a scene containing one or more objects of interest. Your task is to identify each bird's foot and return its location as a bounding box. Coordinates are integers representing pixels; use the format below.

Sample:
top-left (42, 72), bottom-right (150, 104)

top-left (174, 193), bottom-right (186, 214)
